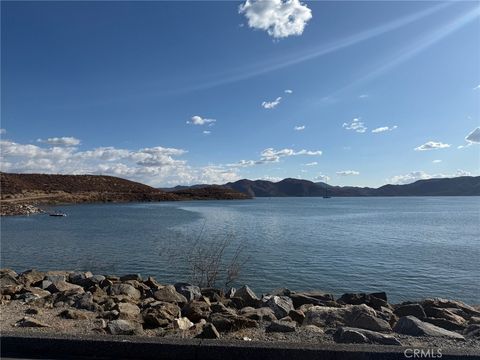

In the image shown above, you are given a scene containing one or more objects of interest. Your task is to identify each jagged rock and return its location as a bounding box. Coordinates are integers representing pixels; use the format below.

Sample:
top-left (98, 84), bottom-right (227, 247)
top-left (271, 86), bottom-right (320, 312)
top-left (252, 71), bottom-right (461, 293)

top-left (196, 323), bottom-right (220, 339)
top-left (107, 283), bottom-right (141, 300)
top-left (15, 316), bottom-right (50, 328)
top-left (289, 292), bottom-right (334, 308)
top-left (209, 313), bottom-right (258, 332)
top-left (225, 288), bottom-right (236, 299)
top-left (470, 316), bottom-right (480, 325)
top-left (394, 303), bottom-right (426, 319)
top-left (393, 316), bottom-right (465, 340)
top-left (334, 327), bottom-right (401, 345)
top-left (0, 272), bottom-right (23, 295)
top-left (338, 293), bottom-right (388, 310)
top-left (120, 274), bottom-right (142, 282)
top-left (73, 292), bottom-right (96, 311)
top-left (345, 304), bottom-right (392, 332)
top-left (266, 320), bottom-right (296, 333)
top-left (115, 302), bottom-right (141, 320)
top-left (424, 307), bottom-right (467, 326)
top-left (422, 299), bottom-right (480, 317)
top-left (60, 309), bottom-right (89, 320)
top-left (211, 302), bottom-right (236, 316)
top-left (46, 281), bottom-right (84, 294)
top-left (153, 285), bottom-right (187, 305)
top-left (289, 309), bottom-right (305, 323)
top-left (107, 319), bottom-right (143, 335)
top-left (263, 295), bottom-right (294, 319)
top-left (423, 317), bottom-right (466, 332)
top-left (201, 288), bottom-right (224, 302)
top-left (175, 283), bottom-right (202, 302)
top-left (144, 276), bottom-right (162, 290)
top-left (303, 306), bottom-right (347, 327)
top-left (39, 280), bottom-right (53, 290)
top-left (142, 302), bottom-right (180, 328)
top-left (18, 270), bottom-right (45, 286)
top-left (234, 286), bottom-right (259, 307)
top-left (182, 300), bottom-right (211, 322)
top-left (240, 307), bottom-right (277, 321)
top-left (45, 274), bottom-right (67, 283)
top-left (302, 324), bottom-right (324, 334)
top-left (173, 317), bottom-right (194, 331)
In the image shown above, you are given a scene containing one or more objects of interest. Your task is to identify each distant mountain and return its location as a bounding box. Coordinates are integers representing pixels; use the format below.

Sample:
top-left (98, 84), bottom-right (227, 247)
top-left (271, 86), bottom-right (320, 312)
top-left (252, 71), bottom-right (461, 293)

top-left (217, 176), bottom-right (479, 197)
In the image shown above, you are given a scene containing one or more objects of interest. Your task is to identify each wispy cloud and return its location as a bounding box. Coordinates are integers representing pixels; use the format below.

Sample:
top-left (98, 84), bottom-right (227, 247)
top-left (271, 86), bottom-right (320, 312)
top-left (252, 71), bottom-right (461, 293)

top-left (432, 159), bottom-right (442, 163)
top-left (473, 84), bottom-right (480, 90)
top-left (314, 174), bottom-right (330, 182)
top-left (239, 0), bottom-right (312, 39)
top-left (358, 94), bottom-right (369, 99)
top-left (294, 125), bottom-right (305, 131)
top-left (414, 141), bottom-right (451, 151)
top-left (304, 162), bottom-right (317, 166)
top-left (202, 130), bottom-right (211, 135)
top-left (336, 170), bottom-right (360, 176)
top-left (262, 97), bottom-right (282, 109)
top-left (187, 115), bottom-right (216, 126)
top-left (343, 118), bottom-right (367, 133)
top-left (458, 127), bottom-right (480, 148)
top-left (229, 147), bottom-right (322, 168)
top-left (37, 137), bottom-right (81, 146)
top-left (372, 125), bottom-right (397, 133)
top-left (284, 89), bottom-right (293, 94)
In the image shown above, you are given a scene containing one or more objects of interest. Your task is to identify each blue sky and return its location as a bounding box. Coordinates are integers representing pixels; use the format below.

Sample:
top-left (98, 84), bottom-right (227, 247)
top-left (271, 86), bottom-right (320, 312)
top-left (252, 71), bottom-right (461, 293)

top-left (1, 0), bottom-right (479, 187)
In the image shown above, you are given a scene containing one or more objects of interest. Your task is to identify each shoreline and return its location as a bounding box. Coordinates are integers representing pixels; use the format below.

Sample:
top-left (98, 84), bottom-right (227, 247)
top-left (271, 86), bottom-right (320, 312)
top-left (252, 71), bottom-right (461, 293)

top-left (1, 268), bottom-right (479, 351)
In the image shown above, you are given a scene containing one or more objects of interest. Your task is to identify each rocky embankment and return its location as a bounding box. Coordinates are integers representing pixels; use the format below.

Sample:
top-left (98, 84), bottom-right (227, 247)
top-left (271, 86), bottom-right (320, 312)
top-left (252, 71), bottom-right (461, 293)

top-left (1, 269), bottom-right (479, 350)
top-left (0, 203), bottom-right (43, 216)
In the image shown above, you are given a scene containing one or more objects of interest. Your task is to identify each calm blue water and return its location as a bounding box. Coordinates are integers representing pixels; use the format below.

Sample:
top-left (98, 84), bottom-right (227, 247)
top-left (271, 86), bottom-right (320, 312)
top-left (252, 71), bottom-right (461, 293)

top-left (1, 197), bottom-right (479, 304)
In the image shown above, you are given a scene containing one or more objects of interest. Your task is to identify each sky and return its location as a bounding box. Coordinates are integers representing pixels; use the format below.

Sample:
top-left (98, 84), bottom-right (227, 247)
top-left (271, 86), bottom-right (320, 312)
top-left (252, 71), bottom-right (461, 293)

top-left (1, 0), bottom-right (479, 187)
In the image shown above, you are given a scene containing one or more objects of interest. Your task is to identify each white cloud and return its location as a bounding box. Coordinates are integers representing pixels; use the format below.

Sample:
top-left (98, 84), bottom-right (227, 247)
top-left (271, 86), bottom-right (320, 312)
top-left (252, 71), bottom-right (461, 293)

top-left (284, 89), bottom-right (293, 94)
top-left (37, 136), bottom-right (81, 146)
top-left (414, 141), bottom-right (451, 151)
top-left (203, 130), bottom-right (211, 135)
top-left (473, 85), bottom-right (480, 90)
top-left (359, 94), bottom-right (369, 99)
top-left (336, 170), bottom-right (360, 176)
top-left (432, 159), bottom-right (442, 163)
top-left (0, 128), bottom-right (6, 135)
top-left (0, 137), bottom-right (242, 186)
top-left (314, 174), bottom-right (330, 182)
top-left (261, 96), bottom-right (282, 109)
top-left (294, 125), bottom-right (305, 131)
top-left (228, 147), bottom-right (322, 167)
top-left (342, 118), bottom-right (367, 133)
top-left (239, 0), bottom-right (312, 39)
top-left (304, 162), bottom-right (317, 166)
top-left (187, 115), bottom-right (216, 126)
top-left (371, 125), bottom-right (397, 133)
top-left (259, 175), bottom-right (282, 182)
top-left (388, 169), bottom-right (472, 185)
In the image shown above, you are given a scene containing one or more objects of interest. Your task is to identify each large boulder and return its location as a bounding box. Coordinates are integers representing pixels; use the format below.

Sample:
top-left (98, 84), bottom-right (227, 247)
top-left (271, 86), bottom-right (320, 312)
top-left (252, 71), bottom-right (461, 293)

top-left (240, 307), bottom-right (277, 321)
top-left (393, 316), bottom-right (465, 340)
top-left (18, 269), bottom-right (45, 286)
top-left (266, 320), bottom-right (296, 333)
top-left (115, 302), bottom-right (141, 320)
top-left (423, 307), bottom-right (467, 326)
top-left (263, 295), bottom-right (294, 319)
top-left (289, 291), bottom-right (334, 308)
top-left (195, 323), bottom-right (220, 339)
top-left (338, 292), bottom-right (388, 310)
top-left (182, 301), bottom-right (211, 323)
top-left (422, 299), bottom-right (480, 318)
top-left (234, 286), bottom-right (259, 307)
top-left (107, 283), bottom-right (141, 300)
top-left (394, 303), bottom-right (426, 319)
top-left (142, 302), bottom-right (180, 328)
top-left (46, 281), bottom-right (84, 294)
top-left (174, 283), bottom-right (202, 302)
top-left (344, 304), bottom-right (392, 332)
top-left (107, 320), bottom-right (143, 335)
top-left (423, 317), bottom-right (466, 332)
top-left (334, 327), bottom-right (401, 345)
top-left (0, 272), bottom-right (23, 295)
top-left (303, 306), bottom-right (347, 327)
top-left (153, 285), bottom-right (187, 305)
top-left (209, 313), bottom-right (258, 332)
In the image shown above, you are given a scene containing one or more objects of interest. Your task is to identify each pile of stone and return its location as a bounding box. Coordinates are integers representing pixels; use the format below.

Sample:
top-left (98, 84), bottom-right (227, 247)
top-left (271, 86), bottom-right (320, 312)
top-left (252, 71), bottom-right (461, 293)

top-left (0, 203), bottom-right (42, 216)
top-left (1, 268), bottom-right (479, 345)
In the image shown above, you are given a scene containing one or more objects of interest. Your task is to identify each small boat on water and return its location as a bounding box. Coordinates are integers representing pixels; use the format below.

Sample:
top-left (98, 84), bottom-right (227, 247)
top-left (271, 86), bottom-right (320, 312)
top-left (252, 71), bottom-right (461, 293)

top-left (49, 212), bottom-right (67, 217)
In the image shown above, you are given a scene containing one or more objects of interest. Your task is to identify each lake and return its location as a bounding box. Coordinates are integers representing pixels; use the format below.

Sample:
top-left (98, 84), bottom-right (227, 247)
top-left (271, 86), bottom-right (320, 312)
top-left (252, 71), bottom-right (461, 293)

top-left (1, 197), bottom-right (479, 304)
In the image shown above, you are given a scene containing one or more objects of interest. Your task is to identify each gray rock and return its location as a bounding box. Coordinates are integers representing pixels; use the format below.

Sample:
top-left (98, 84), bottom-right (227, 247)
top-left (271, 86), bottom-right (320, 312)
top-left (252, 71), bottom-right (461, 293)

top-left (240, 307), bottom-right (277, 321)
top-left (289, 309), bottom-right (305, 323)
top-left (289, 292), bottom-right (334, 308)
top-left (234, 285), bottom-right (259, 307)
top-left (107, 283), bottom-right (141, 300)
top-left (422, 299), bottom-right (480, 317)
top-left (464, 324), bottom-right (480, 338)
top-left (209, 313), bottom-right (258, 332)
top-left (393, 316), bottom-right (465, 340)
top-left (45, 274), bottom-right (66, 283)
top-left (334, 327), bottom-right (401, 345)
top-left (182, 300), bottom-right (211, 322)
top-left (59, 309), bottom-right (89, 320)
top-left (196, 323), bottom-right (220, 339)
top-left (423, 317), bottom-right (466, 332)
top-left (394, 303), bottom-right (426, 319)
top-left (107, 319), bottom-right (143, 335)
top-left (266, 320), bottom-right (296, 333)
top-left (115, 302), bottom-right (141, 320)
top-left (15, 316), bottom-right (50, 328)
top-left (345, 304), bottom-right (392, 332)
top-left (153, 285), bottom-right (187, 304)
top-left (40, 280), bottom-right (53, 290)
top-left (46, 281), bottom-right (84, 294)
top-left (73, 292), bottom-right (96, 311)
top-left (303, 306), bottom-right (347, 327)
top-left (263, 295), bottom-right (294, 319)
top-left (174, 283), bottom-right (202, 302)
top-left (18, 270), bottom-right (45, 286)
top-left (424, 307), bottom-right (467, 326)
